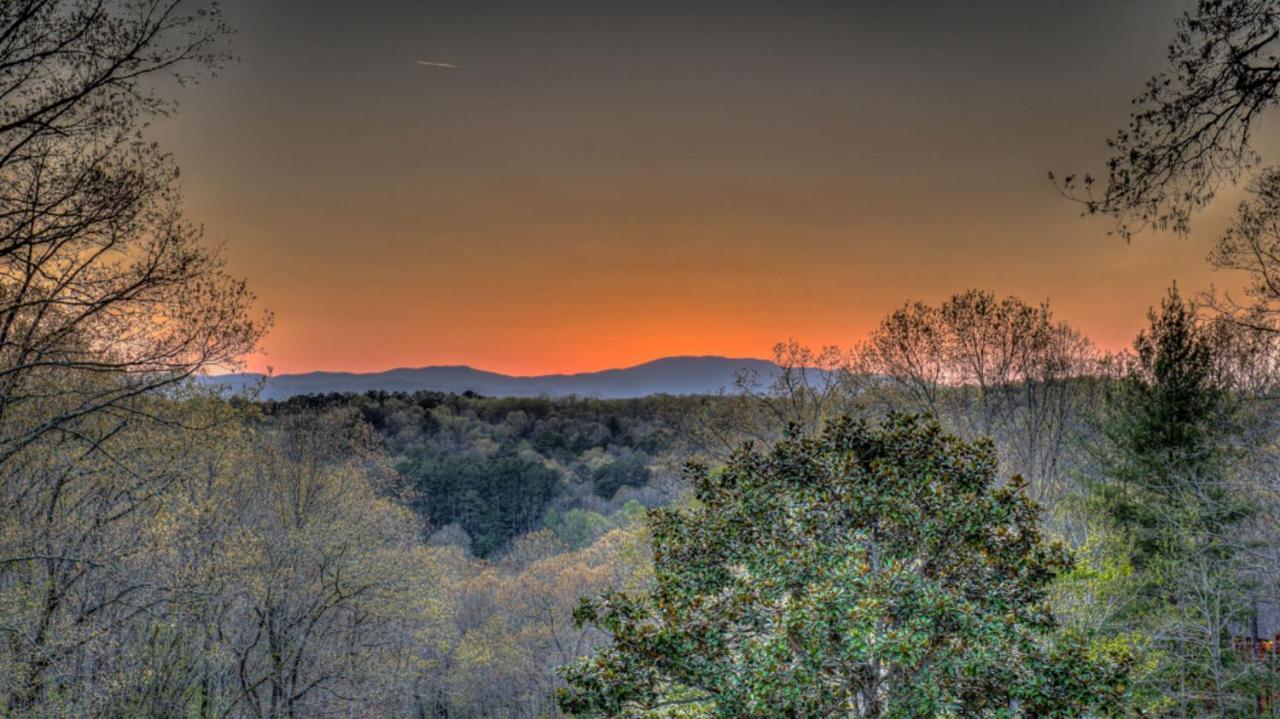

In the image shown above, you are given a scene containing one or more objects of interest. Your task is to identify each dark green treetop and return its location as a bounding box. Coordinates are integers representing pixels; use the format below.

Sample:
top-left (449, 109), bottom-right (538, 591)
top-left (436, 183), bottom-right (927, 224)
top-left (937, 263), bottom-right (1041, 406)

top-left (1093, 286), bottom-right (1246, 576)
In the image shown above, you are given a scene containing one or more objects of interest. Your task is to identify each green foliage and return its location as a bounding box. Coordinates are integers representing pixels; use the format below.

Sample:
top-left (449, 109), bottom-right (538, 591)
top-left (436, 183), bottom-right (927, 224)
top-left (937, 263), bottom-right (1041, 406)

top-left (559, 415), bottom-right (1131, 717)
top-left (1086, 287), bottom-right (1262, 715)
top-left (616, 499), bottom-right (649, 526)
top-left (1093, 288), bottom-right (1245, 571)
top-left (1052, 529), bottom-right (1169, 714)
top-left (401, 449), bottom-right (561, 557)
top-left (592, 448), bottom-right (653, 499)
top-left (268, 391), bottom-right (689, 556)
top-left (546, 508), bottom-right (613, 549)
top-left (546, 501), bottom-right (651, 550)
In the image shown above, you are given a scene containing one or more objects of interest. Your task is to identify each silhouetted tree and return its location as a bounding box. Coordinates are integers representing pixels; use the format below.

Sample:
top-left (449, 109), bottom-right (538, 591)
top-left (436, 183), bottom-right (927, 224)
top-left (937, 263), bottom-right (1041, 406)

top-left (0, 0), bottom-right (267, 462)
top-left (1058, 0), bottom-right (1280, 238)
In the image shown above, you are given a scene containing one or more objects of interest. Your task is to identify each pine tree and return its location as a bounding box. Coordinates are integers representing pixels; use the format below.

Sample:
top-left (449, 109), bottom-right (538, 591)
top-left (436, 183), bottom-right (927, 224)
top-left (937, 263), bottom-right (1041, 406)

top-left (1091, 286), bottom-right (1258, 715)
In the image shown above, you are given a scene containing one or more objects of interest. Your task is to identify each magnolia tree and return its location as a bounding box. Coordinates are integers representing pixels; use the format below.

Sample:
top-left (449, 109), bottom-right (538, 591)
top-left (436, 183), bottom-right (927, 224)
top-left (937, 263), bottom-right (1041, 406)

top-left (558, 415), bottom-right (1133, 718)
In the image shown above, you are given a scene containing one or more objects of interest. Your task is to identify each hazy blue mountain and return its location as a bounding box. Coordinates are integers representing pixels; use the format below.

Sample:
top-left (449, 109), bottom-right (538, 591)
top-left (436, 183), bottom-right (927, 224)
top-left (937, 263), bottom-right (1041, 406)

top-left (207, 356), bottom-right (783, 400)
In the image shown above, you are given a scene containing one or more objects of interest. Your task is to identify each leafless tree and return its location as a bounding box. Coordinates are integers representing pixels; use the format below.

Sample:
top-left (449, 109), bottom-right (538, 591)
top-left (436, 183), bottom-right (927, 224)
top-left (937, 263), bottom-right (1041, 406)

top-left (0, 0), bottom-right (267, 464)
top-left (1057, 0), bottom-right (1280, 238)
top-left (0, 3), bottom-right (266, 713)
top-left (861, 290), bottom-right (1102, 507)
top-left (680, 341), bottom-right (863, 462)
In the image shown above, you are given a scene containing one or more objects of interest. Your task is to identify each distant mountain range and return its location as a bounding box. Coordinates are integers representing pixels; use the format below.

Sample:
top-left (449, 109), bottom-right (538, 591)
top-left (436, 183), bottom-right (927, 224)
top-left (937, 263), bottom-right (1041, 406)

top-left (206, 356), bottom-right (784, 400)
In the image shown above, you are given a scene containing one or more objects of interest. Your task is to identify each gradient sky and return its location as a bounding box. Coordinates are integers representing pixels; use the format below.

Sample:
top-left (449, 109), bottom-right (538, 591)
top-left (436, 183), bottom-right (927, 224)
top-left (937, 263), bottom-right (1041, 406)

top-left (155, 0), bottom-right (1277, 375)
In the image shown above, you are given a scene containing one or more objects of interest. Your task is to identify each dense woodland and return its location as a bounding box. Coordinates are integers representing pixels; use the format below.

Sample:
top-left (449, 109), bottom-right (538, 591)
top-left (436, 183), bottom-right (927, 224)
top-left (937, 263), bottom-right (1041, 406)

top-left (261, 392), bottom-right (700, 558)
top-left (9, 0), bottom-right (1280, 717)
top-left (11, 287), bottom-right (1280, 716)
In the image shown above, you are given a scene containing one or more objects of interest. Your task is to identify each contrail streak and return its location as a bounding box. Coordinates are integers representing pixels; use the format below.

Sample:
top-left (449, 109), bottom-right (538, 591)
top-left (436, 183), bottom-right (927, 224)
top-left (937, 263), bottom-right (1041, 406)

top-left (416, 60), bottom-right (460, 69)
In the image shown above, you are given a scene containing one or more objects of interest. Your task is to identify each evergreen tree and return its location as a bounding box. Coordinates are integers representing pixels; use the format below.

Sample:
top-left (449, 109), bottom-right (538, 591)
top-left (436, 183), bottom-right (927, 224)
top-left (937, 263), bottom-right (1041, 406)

top-left (1090, 287), bottom-right (1260, 715)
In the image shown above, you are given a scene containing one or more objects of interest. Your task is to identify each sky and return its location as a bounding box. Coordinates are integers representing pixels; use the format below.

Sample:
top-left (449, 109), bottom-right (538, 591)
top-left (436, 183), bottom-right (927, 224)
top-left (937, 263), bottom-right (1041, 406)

top-left (155, 0), bottom-right (1277, 376)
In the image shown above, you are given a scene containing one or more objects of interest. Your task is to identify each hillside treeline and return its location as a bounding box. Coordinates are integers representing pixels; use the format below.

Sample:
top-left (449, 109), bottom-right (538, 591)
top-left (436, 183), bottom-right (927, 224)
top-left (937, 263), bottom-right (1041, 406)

top-left (8, 286), bottom-right (1280, 716)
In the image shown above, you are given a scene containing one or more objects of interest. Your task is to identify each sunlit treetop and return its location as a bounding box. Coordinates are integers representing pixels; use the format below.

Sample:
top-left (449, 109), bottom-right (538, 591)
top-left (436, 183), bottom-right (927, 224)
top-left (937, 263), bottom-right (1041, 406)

top-left (558, 415), bottom-right (1134, 718)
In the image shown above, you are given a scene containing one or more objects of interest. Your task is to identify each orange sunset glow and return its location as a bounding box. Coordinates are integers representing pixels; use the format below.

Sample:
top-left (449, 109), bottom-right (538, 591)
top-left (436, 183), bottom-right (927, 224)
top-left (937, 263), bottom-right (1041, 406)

top-left (150, 0), bottom-right (1259, 375)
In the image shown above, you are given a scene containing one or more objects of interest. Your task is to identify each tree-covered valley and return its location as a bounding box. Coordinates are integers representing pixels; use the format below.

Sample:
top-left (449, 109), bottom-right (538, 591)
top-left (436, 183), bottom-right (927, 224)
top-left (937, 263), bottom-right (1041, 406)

top-left (12, 286), bottom-right (1280, 716)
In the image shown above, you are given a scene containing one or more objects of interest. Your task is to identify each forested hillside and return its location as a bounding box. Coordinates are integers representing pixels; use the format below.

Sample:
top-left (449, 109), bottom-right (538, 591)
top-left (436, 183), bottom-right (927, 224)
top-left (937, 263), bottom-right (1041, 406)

top-left (262, 392), bottom-right (702, 556)
top-left (9, 275), bottom-right (1280, 715)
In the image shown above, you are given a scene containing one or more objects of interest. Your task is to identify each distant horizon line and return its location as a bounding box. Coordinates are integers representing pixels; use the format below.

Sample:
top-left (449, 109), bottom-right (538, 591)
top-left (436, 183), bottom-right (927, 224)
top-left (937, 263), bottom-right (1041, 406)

top-left (207, 353), bottom-right (778, 380)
